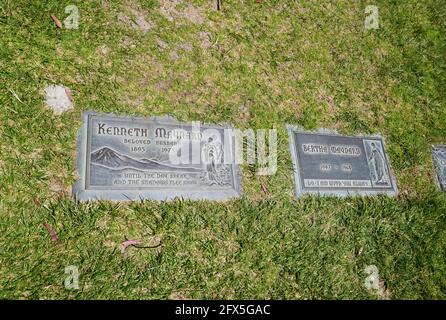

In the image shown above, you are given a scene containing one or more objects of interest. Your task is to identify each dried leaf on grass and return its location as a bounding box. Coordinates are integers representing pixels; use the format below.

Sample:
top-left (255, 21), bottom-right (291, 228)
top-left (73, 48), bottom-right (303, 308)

top-left (50, 14), bottom-right (63, 29)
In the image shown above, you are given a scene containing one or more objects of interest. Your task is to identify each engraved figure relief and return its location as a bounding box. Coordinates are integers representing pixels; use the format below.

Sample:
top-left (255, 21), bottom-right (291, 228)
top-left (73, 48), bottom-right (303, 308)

top-left (432, 146), bottom-right (446, 191)
top-left (200, 135), bottom-right (231, 186)
top-left (364, 140), bottom-right (390, 187)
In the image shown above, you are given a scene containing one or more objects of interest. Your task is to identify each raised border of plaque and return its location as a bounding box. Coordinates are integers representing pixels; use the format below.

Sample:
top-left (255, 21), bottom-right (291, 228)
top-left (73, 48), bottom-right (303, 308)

top-left (286, 125), bottom-right (398, 197)
top-left (431, 145), bottom-right (446, 191)
top-left (73, 111), bottom-right (242, 201)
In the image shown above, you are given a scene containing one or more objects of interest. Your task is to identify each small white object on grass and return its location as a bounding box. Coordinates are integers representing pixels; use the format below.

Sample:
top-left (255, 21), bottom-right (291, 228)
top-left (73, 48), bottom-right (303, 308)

top-left (45, 85), bottom-right (73, 114)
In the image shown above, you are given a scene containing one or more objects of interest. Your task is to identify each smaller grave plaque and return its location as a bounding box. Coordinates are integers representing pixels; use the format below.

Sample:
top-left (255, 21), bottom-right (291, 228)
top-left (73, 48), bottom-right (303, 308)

top-left (432, 145), bottom-right (446, 191)
top-left (287, 126), bottom-right (397, 197)
top-left (73, 111), bottom-right (242, 201)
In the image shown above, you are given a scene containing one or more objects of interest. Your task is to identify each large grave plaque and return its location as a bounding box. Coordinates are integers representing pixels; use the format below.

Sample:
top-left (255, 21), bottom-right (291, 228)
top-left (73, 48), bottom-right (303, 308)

top-left (73, 111), bottom-right (242, 201)
top-left (432, 145), bottom-right (446, 191)
top-left (287, 126), bottom-right (397, 197)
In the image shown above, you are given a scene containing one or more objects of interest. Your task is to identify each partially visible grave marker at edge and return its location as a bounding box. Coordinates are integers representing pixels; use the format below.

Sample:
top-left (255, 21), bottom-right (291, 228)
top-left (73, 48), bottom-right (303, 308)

top-left (432, 145), bottom-right (446, 191)
top-left (287, 126), bottom-right (398, 197)
top-left (73, 111), bottom-right (242, 201)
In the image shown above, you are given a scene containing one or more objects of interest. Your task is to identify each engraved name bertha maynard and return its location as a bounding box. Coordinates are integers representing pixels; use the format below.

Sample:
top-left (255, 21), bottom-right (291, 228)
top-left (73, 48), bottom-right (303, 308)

top-left (287, 127), bottom-right (397, 197)
top-left (73, 112), bottom-right (241, 201)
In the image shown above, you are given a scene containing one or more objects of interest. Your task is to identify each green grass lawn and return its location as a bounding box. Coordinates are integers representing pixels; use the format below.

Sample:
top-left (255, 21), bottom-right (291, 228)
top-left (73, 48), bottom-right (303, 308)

top-left (0, 0), bottom-right (445, 299)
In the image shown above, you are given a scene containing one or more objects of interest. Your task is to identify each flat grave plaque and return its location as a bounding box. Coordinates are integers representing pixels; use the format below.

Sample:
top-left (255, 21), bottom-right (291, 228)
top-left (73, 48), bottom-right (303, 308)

top-left (73, 111), bottom-right (242, 201)
top-left (287, 126), bottom-right (398, 197)
top-left (432, 145), bottom-right (446, 191)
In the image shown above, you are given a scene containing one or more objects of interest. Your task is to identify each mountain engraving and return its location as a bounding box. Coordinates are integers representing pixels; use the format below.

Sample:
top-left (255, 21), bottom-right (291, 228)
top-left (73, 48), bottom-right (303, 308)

top-left (91, 147), bottom-right (202, 172)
